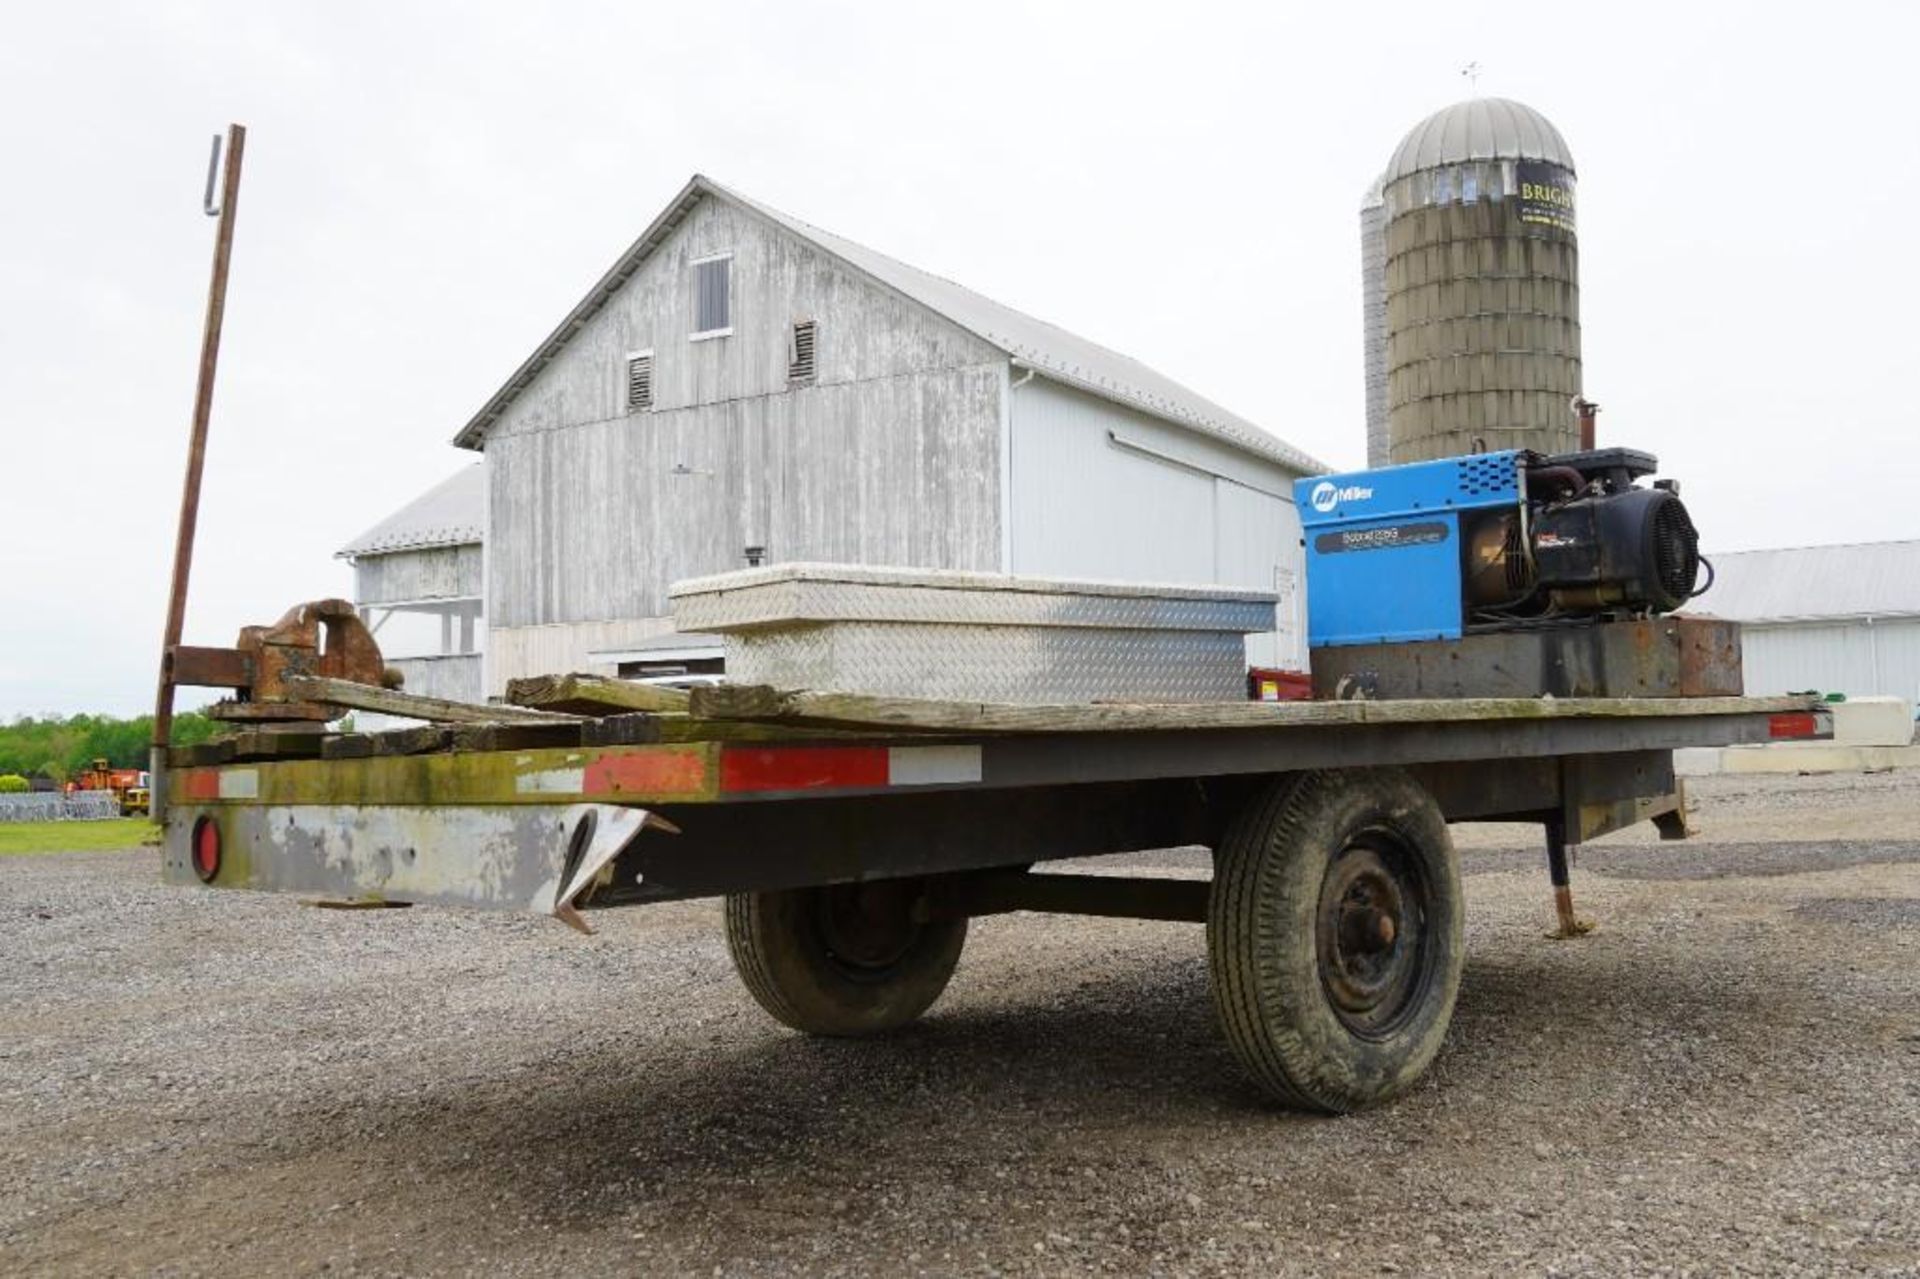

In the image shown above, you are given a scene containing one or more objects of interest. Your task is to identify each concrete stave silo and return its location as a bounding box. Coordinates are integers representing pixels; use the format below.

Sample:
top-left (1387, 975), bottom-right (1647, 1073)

top-left (1363, 97), bottom-right (1582, 465)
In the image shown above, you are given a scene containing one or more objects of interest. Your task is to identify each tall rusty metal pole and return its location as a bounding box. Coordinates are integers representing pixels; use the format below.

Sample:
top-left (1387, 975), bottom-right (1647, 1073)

top-left (151, 124), bottom-right (246, 820)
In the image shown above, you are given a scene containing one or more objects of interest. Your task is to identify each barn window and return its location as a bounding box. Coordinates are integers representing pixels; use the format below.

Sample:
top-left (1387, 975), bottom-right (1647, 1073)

top-left (787, 320), bottom-right (817, 383)
top-left (625, 350), bottom-right (653, 411)
top-left (691, 253), bottom-right (732, 338)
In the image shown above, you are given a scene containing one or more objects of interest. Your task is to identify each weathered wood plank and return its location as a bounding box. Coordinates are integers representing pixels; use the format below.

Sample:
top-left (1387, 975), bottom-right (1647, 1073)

top-left (320, 726), bottom-right (454, 760)
top-left (320, 734), bottom-right (376, 760)
top-left (281, 675), bottom-right (583, 725)
top-left (580, 714), bottom-right (664, 747)
top-left (689, 685), bottom-right (1822, 736)
top-left (169, 739), bottom-right (235, 769)
top-left (449, 722), bottom-right (587, 753)
top-left (505, 672), bottom-right (691, 717)
top-left (226, 730), bottom-right (328, 761)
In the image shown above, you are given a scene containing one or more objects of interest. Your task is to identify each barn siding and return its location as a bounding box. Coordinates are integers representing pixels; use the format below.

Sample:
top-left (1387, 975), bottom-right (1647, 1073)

top-left (352, 544), bottom-right (483, 606)
top-left (1008, 377), bottom-right (1306, 668)
top-left (480, 195), bottom-right (1005, 684)
top-left (485, 196), bottom-right (1002, 440)
top-left (488, 363), bottom-right (1003, 632)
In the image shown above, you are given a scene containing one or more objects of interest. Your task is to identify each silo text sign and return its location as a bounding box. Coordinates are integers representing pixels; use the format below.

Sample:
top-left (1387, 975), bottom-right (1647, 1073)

top-left (1516, 162), bottom-right (1576, 232)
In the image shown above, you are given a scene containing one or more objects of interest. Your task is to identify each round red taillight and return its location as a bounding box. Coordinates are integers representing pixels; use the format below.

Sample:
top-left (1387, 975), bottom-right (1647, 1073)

top-left (191, 816), bottom-right (221, 883)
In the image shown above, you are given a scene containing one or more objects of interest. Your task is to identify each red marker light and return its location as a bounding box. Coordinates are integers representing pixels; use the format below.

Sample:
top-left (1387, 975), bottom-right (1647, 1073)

top-left (191, 817), bottom-right (221, 883)
top-left (1768, 712), bottom-right (1818, 740)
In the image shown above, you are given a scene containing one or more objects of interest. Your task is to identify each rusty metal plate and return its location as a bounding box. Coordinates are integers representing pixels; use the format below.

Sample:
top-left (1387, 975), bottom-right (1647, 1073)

top-left (1311, 617), bottom-right (1745, 701)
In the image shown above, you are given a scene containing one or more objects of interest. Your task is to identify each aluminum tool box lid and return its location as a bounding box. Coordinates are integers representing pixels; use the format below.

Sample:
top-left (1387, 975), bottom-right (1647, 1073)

top-left (670, 564), bottom-right (1279, 704)
top-left (670, 563), bottom-right (1278, 634)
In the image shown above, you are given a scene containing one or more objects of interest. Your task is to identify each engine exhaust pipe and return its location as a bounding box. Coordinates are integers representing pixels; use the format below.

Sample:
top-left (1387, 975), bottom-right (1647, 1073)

top-left (1572, 397), bottom-right (1600, 452)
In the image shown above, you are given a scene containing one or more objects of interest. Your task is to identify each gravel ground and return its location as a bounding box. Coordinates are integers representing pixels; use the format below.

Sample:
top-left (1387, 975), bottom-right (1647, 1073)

top-left (2, 770), bottom-right (1916, 1276)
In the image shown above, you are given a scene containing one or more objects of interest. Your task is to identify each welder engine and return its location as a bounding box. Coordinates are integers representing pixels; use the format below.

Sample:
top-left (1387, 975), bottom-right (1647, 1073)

top-left (1297, 448), bottom-right (1706, 649)
top-left (1464, 448), bottom-right (1701, 622)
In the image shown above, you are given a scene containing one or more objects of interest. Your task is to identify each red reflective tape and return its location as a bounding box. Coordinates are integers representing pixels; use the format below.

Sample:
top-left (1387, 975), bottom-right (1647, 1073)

top-left (1769, 712), bottom-right (1819, 739)
top-left (582, 749), bottom-right (709, 797)
top-left (720, 747), bottom-right (890, 793)
top-left (177, 770), bottom-right (219, 802)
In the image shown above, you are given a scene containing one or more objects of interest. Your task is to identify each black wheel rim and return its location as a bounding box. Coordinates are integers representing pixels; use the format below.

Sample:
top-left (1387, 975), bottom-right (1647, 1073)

top-left (812, 880), bottom-right (924, 983)
top-left (1315, 829), bottom-right (1434, 1039)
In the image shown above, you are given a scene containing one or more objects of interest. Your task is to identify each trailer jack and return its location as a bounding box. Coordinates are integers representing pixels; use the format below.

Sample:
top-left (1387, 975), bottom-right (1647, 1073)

top-left (1544, 820), bottom-right (1593, 939)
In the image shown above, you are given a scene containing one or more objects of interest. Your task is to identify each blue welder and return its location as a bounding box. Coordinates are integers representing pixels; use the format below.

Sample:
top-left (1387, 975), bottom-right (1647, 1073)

top-left (1295, 447), bottom-right (1703, 651)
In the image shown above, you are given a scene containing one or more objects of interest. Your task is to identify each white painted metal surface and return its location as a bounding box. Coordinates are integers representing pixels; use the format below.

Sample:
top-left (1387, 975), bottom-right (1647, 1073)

top-left (1738, 618), bottom-right (1920, 702)
top-left (387, 654), bottom-right (484, 704)
top-left (1008, 378), bottom-right (1305, 669)
top-left (1696, 540), bottom-right (1920, 701)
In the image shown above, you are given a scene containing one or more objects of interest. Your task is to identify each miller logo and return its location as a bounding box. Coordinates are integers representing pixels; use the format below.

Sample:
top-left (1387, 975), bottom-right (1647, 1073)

top-left (1310, 481), bottom-right (1373, 513)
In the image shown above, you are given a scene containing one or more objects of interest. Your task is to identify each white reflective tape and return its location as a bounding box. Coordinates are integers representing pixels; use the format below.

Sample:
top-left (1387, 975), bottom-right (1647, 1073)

top-left (886, 745), bottom-right (983, 786)
top-left (516, 768), bottom-right (586, 795)
top-left (218, 769), bottom-right (258, 799)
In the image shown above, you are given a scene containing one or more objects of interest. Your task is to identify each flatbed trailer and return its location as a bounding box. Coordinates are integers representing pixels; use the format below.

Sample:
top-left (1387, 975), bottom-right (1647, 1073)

top-left (161, 686), bottom-right (1831, 1112)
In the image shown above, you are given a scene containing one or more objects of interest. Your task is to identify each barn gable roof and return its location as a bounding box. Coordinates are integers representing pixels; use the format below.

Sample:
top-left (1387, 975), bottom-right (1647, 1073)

top-left (454, 175), bottom-right (1324, 475)
top-left (337, 463), bottom-right (485, 559)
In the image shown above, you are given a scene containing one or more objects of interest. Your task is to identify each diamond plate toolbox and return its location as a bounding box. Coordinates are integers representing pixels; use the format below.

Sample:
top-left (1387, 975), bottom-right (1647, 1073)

top-left (670, 563), bottom-right (1278, 704)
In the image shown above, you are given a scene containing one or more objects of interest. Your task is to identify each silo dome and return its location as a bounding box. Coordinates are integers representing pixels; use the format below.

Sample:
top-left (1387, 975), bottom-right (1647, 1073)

top-left (1363, 97), bottom-right (1583, 465)
top-left (1383, 97), bottom-right (1575, 185)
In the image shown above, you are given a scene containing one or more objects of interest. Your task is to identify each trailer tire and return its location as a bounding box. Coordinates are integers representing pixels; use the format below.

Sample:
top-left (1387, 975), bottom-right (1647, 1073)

top-left (1208, 768), bottom-right (1463, 1112)
top-left (724, 880), bottom-right (965, 1037)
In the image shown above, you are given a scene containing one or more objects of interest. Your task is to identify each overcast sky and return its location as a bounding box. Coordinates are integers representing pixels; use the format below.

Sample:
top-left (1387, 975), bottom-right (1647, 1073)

top-left (3, 1), bottom-right (1916, 718)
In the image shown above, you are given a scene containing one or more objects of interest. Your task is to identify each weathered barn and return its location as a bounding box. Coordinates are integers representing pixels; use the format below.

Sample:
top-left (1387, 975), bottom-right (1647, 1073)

top-left (433, 175), bottom-right (1321, 692)
top-left (1704, 539), bottom-right (1920, 705)
top-left (336, 464), bottom-right (486, 705)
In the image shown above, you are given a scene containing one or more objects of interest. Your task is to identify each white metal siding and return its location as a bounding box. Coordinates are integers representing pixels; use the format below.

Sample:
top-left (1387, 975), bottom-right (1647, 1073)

top-left (388, 654), bottom-right (484, 704)
top-left (1740, 618), bottom-right (1920, 703)
top-left (1009, 377), bottom-right (1306, 669)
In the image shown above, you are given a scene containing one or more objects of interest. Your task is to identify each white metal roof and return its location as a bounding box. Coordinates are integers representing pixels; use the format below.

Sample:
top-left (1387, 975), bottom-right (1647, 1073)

top-left (1695, 539), bottom-right (1920, 624)
top-left (1384, 97), bottom-right (1575, 184)
top-left (337, 464), bottom-right (485, 559)
top-left (455, 175), bottom-right (1325, 475)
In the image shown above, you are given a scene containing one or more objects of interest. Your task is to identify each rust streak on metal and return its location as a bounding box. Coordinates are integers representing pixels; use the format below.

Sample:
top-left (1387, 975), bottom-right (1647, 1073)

top-left (1550, 885), bottom-right (1591, 938)
top-left (165, 645), bottom-right (252, 689)
top-left (153, 123), bottom-right (247, 819)
top-left (1574, 397), bottom-right (1599, 452)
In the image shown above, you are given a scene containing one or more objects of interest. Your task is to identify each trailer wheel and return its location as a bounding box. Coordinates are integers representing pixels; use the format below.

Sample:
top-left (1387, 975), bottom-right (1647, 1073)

top-left (1208, 768), bottom-right (1463, 1112)
top-left (724, 879), bottom-right (966, 1037)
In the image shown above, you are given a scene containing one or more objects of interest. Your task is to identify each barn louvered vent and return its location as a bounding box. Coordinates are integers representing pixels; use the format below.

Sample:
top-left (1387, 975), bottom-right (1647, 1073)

top-left (788, 320), bottom-right (817, 382)
top-left (626, 352), bottom-right (653, 410)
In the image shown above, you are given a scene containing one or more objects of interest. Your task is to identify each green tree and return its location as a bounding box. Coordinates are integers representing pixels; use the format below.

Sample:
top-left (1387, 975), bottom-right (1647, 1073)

top-left (0, 708), bottom-right (225, 775)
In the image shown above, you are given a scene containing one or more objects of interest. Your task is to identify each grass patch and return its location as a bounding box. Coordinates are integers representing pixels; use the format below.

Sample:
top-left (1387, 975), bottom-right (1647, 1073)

top-left (0, 818), bottom-right (157, 855)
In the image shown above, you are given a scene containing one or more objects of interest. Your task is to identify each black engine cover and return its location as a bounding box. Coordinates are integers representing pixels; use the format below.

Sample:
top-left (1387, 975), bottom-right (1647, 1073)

top-left (1531, 487), bottom-right (1700, 613)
